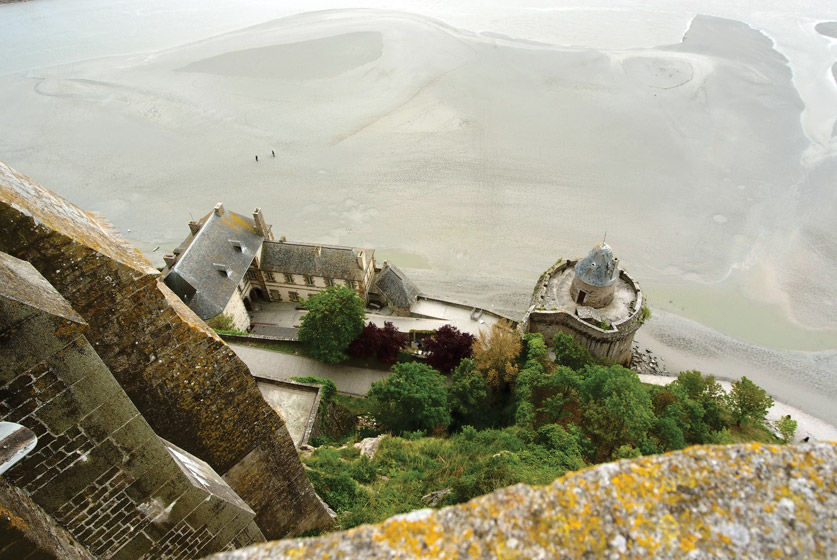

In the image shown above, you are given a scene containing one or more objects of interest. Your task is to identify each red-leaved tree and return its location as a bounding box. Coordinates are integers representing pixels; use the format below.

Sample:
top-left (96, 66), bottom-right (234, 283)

top-left (348, 322), bottom-right (408, 365)
top-left (422, 325), bottom-right (475, 373)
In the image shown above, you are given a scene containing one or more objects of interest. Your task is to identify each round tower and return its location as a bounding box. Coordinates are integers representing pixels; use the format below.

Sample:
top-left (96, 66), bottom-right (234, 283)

top-left (570, 243), bottom-right (620, 308)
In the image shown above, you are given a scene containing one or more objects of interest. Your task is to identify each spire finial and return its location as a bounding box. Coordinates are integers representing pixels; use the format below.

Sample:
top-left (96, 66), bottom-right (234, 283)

top-left (602, 231), bottom-right (607, 245)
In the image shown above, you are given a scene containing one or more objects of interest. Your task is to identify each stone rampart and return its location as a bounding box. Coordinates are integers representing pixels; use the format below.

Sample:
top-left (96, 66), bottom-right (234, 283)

top-left (0, 252), bottom-right (262, 559)
top-left (0, 161), bottom-right (333, 538)
top-left (205, 442), bottom-right (837, 560)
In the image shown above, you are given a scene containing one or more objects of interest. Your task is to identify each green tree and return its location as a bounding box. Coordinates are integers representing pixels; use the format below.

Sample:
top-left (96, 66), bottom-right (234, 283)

top-left (579, 365), bottom-right (654, 461)
top-left (670, 370), bottom-right (730, 436)
top-left (298, 286), bottom-right (366, 363)
top-left (552, 332), bottom-right (594, 371)
top-left (447, 359), bottom-right (494, 430)
top-left (368, 362), bottom-right (450, 434)
top-left (776, 416), bottom-right (798, 444)
top-left (727, 376), bottom-right (774, 427)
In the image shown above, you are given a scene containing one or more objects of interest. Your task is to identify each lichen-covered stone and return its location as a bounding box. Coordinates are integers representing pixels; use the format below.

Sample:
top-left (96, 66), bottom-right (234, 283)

top-left (205, 442), bottom-right (837, 560)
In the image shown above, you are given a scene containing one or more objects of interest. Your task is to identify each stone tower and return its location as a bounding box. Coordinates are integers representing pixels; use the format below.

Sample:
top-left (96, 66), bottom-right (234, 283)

top-left (522, 242), bottom-right (644, 365)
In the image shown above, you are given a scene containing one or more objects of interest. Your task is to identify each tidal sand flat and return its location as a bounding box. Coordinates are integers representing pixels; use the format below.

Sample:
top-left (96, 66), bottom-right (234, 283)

top-left (1, 8), bottom-right (835, 423)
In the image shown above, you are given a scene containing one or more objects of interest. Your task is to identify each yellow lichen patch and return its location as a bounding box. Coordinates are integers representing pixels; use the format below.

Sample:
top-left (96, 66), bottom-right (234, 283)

top-left (658, 514), bottom-right (679, 548)
top-left (0, 507), bottom-right (28, 532)
top-left (372, 515), bottom-right (445, 557)
top-left (680, 532), bottom-right (699, 552)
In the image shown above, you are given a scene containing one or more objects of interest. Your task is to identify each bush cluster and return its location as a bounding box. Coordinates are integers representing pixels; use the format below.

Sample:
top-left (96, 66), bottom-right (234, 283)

top-left (305, 321), bottom-right (783, 531)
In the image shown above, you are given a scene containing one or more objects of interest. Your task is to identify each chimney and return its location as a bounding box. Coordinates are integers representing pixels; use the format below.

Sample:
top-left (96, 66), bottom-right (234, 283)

top-left (253, 208), bottom-right (273, 240)
top-left (214, 203), bottom-right (225, 217)
top-left (163, 253), bottom-right (177, 267)
top-left (188, 221), bottom-right (201, 235)
top-left (314, 245), bottom-right (322, 257)
top-left (356, 250), bottom-right (365, 270)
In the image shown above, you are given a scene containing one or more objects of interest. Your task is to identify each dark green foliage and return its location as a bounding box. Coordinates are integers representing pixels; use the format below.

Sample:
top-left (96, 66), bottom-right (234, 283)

top-left (368, 362), bottom-right (450, 434)
top-left (653, 416), bottom-right (686, 451)
top-left (349, 456), bottom-right (377, 483)
top-left (579, 365), bottom-right (654, 461)
top-left (533, 424), bottom-right (586, 471)
top-left (447, 359), bottom-right (495, 430)
top-left (298, 286), bottom-right (366, 363)
top-left (552, 332), bottom-right (594, 371)
top-left (306, 470), bottom-right (367, 512)
top-left (422, 325), bottom-right (476, 373)
top-left (728, 376), bottom-right (774, 427)
top-left (347, 321), bottom-right (409, 365)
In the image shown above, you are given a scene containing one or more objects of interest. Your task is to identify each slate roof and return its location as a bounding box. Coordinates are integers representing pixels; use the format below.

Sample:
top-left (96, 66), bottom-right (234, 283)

top-left (575, 243), bottom-right (620, 287)
top-left (163, 208), bottom-right (263, 319)
top-left (260, 241), bottom-right (371, 281)
top-left (374, 262), bottom-right (420, 309)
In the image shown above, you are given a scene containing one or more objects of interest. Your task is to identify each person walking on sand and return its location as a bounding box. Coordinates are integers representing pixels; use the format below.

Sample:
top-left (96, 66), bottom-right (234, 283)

top-left (272, 150), bottom-right (275, 157)
top-left (255, 155), bottom-right (258, 162)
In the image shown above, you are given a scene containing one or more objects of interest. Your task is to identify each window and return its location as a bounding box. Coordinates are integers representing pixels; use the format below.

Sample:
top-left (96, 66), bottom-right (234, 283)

top-left (246, 270), bottom-right (259, 281)
top-left (304, 275), bottom-right (314, 286)
top-left (284, 274), bottom-right (294, 284)
top-left (325, 278), bottom-right (334, 287)
top-left (269, 290), bottom-right (281, 301)
top-left (349, 280), bottom-right (358, 290)
top-left (289, 291), bottom-right (299, 302)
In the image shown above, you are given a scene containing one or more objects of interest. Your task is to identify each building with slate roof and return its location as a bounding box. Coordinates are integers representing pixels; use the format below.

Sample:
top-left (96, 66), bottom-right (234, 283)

top-left (522, 243), bottom-right (645, 365)
top-left (258, 240), bottom-right (375, 304)
top-left (163, 203), bottom-right (377, 331)
top-left (372, 261), bottom-right (421, 316)
top-left (162, 203), bottom-right (269, 331)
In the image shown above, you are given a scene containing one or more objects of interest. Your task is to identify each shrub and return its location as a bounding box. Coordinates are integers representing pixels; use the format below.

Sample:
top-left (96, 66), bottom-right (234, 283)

top-left (368, 363), bottom-right (450, 434)
top-left (727, 376), bottom-right (773, 427)
top-left (349, 456), bottom-right (378, 484)
top-left (348, 322), bottom-right (408, 365)
top-left (422, 325), bottom-right (475, 373)
top-left (776, 416), bottom-right (798, 443)
top-left (473, 320), bottom-right (523, 389)
top-left (298, 287), bottom-right (366, 363)
top-left (291, 376), bottom-right (337, 403)
top-left (552, 332), bottom-right (594, 371)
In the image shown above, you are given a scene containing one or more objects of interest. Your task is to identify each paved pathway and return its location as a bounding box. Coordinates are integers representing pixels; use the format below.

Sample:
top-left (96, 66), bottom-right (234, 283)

top-left (229, 342), bottom-right (389, 396)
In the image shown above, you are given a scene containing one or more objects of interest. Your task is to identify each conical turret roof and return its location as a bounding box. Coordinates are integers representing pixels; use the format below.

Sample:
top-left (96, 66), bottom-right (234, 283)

top-left (574, 243), bottom-right (620, 287)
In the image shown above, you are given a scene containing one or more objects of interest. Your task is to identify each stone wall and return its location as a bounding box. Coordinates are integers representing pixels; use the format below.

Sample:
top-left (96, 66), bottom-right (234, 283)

top-left (222, 290), bottom-right (251, 333)
top-left (205, 442), bottom-right (837, 560)
top-left (0, 161), bottom-right (333, 538)
top-left (0, 479), bottom-right (95, 560)
top-left (0, 252), bottom-right (261, 559)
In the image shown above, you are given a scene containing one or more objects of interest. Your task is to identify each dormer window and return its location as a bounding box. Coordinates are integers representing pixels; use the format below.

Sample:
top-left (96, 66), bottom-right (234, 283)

top-left (213, 263), bottom-right (231, 277)
top-left (229, 239), bottom-right (243, 252)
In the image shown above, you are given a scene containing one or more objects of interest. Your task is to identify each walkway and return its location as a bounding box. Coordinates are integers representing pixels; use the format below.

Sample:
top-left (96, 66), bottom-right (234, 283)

top-left (229, 342), bottom-right (389, 396)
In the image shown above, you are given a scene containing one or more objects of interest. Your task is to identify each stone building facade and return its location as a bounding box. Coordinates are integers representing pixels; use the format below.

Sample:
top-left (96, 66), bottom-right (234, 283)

top-left (522, 244), bottom-right (644, 365)
top-left (0, 162), bottom-right (333, 555)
